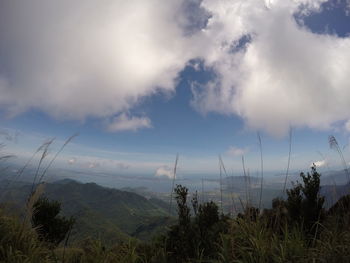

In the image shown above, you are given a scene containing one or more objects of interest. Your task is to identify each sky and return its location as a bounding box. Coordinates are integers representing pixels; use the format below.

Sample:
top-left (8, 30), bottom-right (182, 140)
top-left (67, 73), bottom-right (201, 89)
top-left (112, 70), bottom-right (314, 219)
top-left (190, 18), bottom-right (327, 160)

top-left (1, 0), bottom-right (350, 184)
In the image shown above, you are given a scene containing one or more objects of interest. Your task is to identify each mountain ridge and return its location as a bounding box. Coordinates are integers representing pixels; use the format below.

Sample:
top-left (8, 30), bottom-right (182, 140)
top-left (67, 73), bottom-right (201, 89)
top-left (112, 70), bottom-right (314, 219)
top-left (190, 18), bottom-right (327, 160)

top-left (0, 178), bottom-right (172, 243)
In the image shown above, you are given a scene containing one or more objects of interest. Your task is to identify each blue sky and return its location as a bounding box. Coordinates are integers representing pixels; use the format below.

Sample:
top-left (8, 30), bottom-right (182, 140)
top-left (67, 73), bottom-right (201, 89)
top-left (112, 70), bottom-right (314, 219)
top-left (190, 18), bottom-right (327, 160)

top-left (1, 0), bottom-right (350, 183)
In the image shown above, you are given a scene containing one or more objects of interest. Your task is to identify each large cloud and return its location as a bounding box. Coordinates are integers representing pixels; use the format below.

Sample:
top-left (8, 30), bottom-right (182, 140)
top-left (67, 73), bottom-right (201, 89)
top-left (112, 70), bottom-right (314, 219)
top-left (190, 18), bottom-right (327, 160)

top-left (0, 0), bottom-right (196, 120)
top-left (1, 0), bottom-right (350, 136)
top-left (192, 0), bottom-right (350, 136)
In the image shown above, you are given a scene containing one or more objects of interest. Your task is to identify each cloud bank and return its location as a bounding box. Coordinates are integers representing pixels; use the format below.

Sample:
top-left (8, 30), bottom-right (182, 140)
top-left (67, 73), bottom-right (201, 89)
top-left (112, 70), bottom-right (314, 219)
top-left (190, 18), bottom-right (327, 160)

top-left (1, 0), bottom-right (350, 135)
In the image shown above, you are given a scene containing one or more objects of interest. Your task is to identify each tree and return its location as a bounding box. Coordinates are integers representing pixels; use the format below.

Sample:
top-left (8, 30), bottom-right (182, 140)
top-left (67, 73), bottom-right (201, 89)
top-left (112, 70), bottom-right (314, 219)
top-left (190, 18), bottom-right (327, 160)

top-left (166, 185), bottom-right (194, 262)
top-left (286, 165), bottom-right (325, 235)
top-left (166, 185), bottom-right (229, 262)
top-left (32, 196), bottom-right (75, 246)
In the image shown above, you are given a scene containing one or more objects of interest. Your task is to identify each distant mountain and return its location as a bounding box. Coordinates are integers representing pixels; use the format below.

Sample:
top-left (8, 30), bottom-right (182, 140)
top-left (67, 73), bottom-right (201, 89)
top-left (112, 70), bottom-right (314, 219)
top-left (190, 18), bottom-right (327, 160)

top-left (321, 182), bottom-right (350, 207)
top-left (321, 170), bottom-right (350, 185)
top-left (0, 179), bottom-right (173, 244)
top-left (220, 171), bottom-right (350, 210)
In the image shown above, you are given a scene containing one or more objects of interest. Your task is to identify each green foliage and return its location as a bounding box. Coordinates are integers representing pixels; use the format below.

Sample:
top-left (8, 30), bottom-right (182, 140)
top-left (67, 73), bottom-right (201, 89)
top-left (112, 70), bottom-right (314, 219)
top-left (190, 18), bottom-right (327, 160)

top-left (32, 196), bottom-right (75, 246)
top-left (165, 184), bottom-right (229, 262)
top-left (285, 165), bottom-right (325, 235)
top-left (166, 185), bottom-right (194, 262)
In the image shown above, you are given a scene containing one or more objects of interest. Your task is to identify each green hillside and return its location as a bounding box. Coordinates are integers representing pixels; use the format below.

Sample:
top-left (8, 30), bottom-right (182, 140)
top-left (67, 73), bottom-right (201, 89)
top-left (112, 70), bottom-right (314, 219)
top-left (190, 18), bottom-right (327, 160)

top-left (0, 179), bottom-right (172, 243)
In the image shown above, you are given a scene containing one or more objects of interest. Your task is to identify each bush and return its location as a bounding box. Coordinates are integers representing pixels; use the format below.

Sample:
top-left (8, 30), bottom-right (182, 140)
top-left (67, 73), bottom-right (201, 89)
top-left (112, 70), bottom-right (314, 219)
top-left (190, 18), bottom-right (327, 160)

top-left (165, 185), bottom-right (229, 262)
top-left (32, 196), bottom-right (75, 247)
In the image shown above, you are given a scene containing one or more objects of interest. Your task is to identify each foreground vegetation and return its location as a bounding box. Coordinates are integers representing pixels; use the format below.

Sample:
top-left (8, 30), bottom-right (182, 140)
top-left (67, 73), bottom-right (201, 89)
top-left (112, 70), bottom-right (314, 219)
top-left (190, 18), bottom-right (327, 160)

top-left (1, 166), bottom-right (350, 262)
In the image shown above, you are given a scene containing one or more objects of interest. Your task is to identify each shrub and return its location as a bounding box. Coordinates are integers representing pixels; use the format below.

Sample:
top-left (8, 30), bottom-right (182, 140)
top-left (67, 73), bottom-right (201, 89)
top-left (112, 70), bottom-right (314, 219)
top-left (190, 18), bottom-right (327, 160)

top-left (32, 196), bottom-right (75, 247)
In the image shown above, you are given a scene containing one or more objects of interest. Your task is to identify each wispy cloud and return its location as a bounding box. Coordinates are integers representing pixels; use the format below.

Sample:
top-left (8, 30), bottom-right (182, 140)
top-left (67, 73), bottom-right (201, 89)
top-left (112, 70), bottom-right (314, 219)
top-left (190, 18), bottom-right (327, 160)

top-left (87, 161), bottom-right (100, 169)
top-left (107, 113), bottom-right (152, 132)
top-left (226, 146), bottom-right (249, 157)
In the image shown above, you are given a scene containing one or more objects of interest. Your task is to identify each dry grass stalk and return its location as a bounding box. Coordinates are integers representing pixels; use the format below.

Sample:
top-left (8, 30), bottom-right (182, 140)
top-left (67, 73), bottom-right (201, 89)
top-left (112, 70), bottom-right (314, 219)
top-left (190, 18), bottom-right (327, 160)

top-left (0, 141), bottom-right (50, 200)
top-left (24, 182), bottom-right (45, 227)
top-left (0, 154), bottom-right (15, 162)
top-left (201, 178), bottom-right (204, 204)
top-left (247, 168), bottom-right (251, 205)
top-left (30, 138), bottom-right (55, 194)
top-left (283, 128), bottom-right (293, 194)
top-left (169, 153), bottom-right (179, 214)
top-left (219, 155), bottom-right (237, 215)
top-left (241, 155), bottom-right (250, 208)
top-left (38, 133), bottom-right (79, 183)
top-left (219, 157), bottom-right (223, 213)
top-left (257, 132), bottom-right (264, 210)
top-left (329, 135), bottom-right (350, 182)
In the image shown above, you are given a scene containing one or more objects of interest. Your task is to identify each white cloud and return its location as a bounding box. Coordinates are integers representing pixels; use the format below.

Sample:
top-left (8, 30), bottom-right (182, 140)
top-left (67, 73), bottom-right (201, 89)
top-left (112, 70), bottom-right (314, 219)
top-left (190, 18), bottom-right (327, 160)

top-left (0, 0), bottom-right (196, 120)
top-left (155, 166), bottom-right (174, 179)
top-left (87, 161), bottom-right (100, 169)
top-left (107, 113), bottom-right (151, 132)
top-left (312, 159), bottom-right (327, 167)
top-left (227, 146), bottom-right (248, 157)
top-left (192, 0), bottom-right (350, 136)
top-left (68, 157), bottom-right (77, 165)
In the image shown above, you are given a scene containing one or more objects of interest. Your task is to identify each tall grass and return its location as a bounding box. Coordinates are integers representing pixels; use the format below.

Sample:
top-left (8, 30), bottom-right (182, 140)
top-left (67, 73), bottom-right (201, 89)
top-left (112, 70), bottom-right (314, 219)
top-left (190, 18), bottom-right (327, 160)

top-left (219, 155), bottom-right (236, 215)
top-left (1, 141), bottom-right (47, 200)
top-left (0, 208), bottom-right (51, 262)
top-left (30, 138), bottom-right (54, 195)
top-left (201, 178), bottom-right (204, 204)
top-left (0, 133), bottom-right (78, 262)
top-left (2, 134), bottom-right (77, 202)
top-left (282, 128), bottom-right (293, 194)
top-left (329, 135), bottom-right (350, 183)
top-left (257, 132), bottom-right (264, 211)
top-left (219, 156), bottom-right (223, 213)
top-left (38, 133), bottom-right (78, 184)
top-left (169, 153), bottom-right (179, 214)
top-left (23, 182), bottom-right (46, 229)
top-left (242, 155), bottom-right (251, 208)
